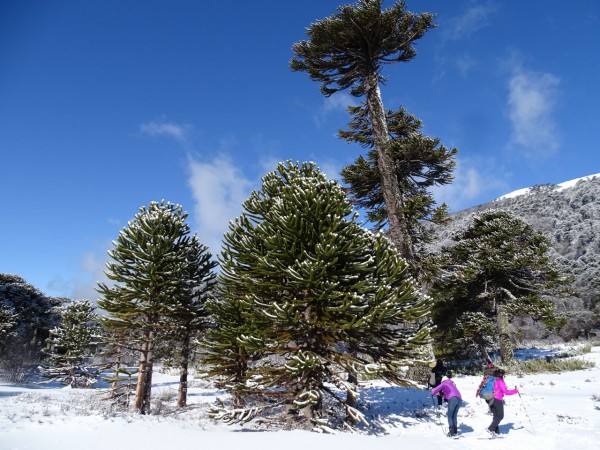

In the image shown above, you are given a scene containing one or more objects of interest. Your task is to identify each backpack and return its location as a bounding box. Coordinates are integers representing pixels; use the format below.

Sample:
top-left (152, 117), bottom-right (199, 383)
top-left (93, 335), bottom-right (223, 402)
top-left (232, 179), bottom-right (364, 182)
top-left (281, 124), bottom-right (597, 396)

top-left (476, 375), bottom-right (496, 402)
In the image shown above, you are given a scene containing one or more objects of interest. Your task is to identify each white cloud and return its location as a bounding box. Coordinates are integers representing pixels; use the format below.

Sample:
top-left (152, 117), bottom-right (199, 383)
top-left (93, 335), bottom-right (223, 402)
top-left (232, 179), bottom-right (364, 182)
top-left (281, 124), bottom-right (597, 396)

top-left (507, 66), bottom-right (560, 157)
top-left (313, 92), bottom-right (358, 127)
top-left (187, 155), bottom-right (255, 255)
top-left (140, 120), bottom-right (191, 142)
top-left (46, 245), bottom-right (112, 304)
top-left (432, 157), bottom-right (508, 211)
top-left (442, 3), bottom-right (497, 41)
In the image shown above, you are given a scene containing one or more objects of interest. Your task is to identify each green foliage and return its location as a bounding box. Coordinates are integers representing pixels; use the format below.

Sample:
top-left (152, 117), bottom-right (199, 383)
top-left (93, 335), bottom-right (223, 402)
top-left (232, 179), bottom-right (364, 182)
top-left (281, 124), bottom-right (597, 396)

top-left (41, 300), bottom-right (103, 387)
top-left (97, 200), bottom-right (216, 413)
top-left (340, 105), bottom-right (457, 274)
top-left (290, 0), bottom-right (434, 97)
top-left (208, 161), bottom-right (431, 424)
top-left (430, 210), bottom-right (565, 361)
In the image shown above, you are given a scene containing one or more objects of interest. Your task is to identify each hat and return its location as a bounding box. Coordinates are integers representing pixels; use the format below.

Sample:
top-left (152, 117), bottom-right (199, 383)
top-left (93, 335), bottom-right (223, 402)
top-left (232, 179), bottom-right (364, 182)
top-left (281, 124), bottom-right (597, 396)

top-left (428, 361), bottom-right (436, 368)
top-left (494, 368), bottom-right (506, 377)
top-left (446, 370), bottom-right (454, 378)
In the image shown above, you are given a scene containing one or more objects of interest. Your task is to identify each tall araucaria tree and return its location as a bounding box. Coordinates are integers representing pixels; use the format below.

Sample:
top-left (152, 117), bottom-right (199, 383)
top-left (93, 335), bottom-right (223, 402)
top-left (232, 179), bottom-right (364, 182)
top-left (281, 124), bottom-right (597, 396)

top-left (429, 210), bottom-right (564, 364)
top-left (291, 0), bottom-right (435, 260)
top-left (97, 201), bottom-right (214, 414)
top-left (209, 161), bottom-right (431, 427)
top-left (340, 105), bottom-right (457, 273)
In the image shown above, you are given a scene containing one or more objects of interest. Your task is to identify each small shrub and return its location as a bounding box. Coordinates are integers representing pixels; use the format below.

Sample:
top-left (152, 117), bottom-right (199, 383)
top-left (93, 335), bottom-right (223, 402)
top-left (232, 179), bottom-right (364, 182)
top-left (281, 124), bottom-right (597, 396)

top-left (517, 358), bottom-right (595, 374)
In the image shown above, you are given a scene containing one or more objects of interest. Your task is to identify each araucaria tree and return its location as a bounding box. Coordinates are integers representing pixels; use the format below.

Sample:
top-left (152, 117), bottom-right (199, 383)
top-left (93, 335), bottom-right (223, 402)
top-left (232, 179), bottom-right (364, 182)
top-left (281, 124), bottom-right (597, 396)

top-left (167, 235), bottom-right (217, 408)
top-left (211, 161), bottom-right (431, 427)
top-left (430, 210), bottom-right (563, 363)
top-left (97, 201), bottom-right (216, 413)
top-left (42, 299), bottom-right (102, 387)
top-left (290, 0), bottom-right (435, 260)
top-left (340, 105), bottom-right (457, 272)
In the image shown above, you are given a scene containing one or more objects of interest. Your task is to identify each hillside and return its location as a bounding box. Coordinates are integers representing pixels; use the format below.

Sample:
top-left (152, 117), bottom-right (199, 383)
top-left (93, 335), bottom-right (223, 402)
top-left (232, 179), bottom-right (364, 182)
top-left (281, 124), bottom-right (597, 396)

top-left (430, 174), bottom-right (600, 340)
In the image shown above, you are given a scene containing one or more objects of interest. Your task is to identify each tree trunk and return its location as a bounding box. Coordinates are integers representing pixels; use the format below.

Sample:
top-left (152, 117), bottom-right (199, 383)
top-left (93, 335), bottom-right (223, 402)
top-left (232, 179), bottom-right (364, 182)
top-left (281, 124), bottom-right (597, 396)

top-left (496, 304), bottom-right (514, 364)
top-left (178, 330), bottom-right (191, 408)
top-left (363, 73), bottom-right (413, 262)
top-left (111, 344), bottom-right (122, 399)
top-left (346, 371), bottom-right (358, 409)
top-left (479, 343), bottom-right (492, 365)
top-left (135, 330), bottom-right (154, 414)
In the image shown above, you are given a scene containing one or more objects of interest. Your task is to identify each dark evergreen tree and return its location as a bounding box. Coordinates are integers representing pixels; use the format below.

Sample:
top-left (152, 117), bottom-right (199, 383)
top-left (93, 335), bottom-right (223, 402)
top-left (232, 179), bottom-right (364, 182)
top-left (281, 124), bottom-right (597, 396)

top-left (0, 274), bottom-right (62, 381)
top-left (340, 105), bottom-right (457, 273)
top-left (291, 0), bottom-right (435, 260)
top-left (164, 235), bottom-right (217, 408)
top-left (41, 299), bottom-right (103, 387)
top-left (97, 201), bottom-right (206, 414)
top-left (430, 210), bottom-right (564, 363)
top-left (202, 288), bottom-right (259, 408)
top-left (210, 161), bottom-right (431, 427)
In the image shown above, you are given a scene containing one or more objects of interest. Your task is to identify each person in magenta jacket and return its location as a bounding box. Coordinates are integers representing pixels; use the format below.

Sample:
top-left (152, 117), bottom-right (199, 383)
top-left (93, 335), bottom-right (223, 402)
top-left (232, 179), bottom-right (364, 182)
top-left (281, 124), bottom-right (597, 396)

top-left (431, 370), bottom-right (462, 437)
top-left (486, 368), bottom-right (519, 436)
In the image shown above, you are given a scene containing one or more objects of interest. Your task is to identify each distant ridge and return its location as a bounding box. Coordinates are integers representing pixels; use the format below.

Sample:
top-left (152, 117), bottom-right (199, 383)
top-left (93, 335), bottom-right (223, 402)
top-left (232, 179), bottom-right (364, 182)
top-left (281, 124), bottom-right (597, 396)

top-left (496, 173), bottom-right (600, 201)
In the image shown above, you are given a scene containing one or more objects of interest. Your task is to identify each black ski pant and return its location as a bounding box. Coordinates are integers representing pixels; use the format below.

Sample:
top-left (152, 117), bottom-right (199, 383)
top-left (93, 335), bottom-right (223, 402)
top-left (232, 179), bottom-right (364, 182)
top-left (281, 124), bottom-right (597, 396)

top-left (488, 398), bottom-right (504, 433)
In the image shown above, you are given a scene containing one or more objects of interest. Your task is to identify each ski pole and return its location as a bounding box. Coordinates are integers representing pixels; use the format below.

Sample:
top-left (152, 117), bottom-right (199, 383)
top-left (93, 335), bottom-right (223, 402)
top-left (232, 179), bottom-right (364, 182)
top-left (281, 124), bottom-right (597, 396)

top-left (517, 392), bottom-right (535, 434)
top-left (431, 394), bottom-right (446, 435)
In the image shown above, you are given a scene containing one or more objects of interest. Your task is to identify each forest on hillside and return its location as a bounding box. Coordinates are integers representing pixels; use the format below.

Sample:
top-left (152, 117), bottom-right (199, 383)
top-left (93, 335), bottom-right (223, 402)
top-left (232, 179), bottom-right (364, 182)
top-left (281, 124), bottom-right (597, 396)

top-left (430, 176), bottom-right (600, 342)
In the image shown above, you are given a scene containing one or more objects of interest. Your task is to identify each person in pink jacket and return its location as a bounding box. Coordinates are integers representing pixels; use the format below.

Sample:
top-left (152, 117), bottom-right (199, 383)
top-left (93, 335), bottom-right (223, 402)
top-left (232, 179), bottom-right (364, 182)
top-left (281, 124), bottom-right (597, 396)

top-left (486, 368), bottom-right (519, 436)
top-left (431, 370), bottom-right (462, 437)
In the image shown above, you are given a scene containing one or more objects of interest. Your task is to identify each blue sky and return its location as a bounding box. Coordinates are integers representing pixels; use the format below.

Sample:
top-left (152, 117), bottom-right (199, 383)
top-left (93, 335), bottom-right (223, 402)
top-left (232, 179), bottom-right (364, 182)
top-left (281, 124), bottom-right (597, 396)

top-left (1, 0), bottom-right (599, 300)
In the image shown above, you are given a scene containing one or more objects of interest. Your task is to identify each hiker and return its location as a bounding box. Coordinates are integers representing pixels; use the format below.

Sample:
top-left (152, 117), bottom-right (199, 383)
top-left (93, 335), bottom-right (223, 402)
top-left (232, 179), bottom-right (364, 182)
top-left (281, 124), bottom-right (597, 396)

top-left (476, 361), bottom-right (497, 412)
top-left (431, 370), bottom-right (462, 437)
top-left (428, 359), bottom-right (446, 406)
top-left (486, 368), bottom-right (519, 436)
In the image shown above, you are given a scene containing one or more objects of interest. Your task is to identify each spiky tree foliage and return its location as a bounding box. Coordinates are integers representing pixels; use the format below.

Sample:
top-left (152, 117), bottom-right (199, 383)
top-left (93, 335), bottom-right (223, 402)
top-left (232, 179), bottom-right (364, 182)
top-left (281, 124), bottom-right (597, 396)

top-left (97, 201), bottom-right (206, 414)
top-left (165, 236), bottom-right (217, 407)
top-left (41, 300), bottom-right (103, 387)
top-left (291, 0), bottom-right (435, 260)
top-left (211, 161), bottom-right (431, 426)
top-left (202, 290), bottom-right (258, 408)
top-left (0, 274), bottom-right (62, 381)
top-left (340, 105), bottom-right (457, 272)
top-left (430, 210), bottom-right (564, 363)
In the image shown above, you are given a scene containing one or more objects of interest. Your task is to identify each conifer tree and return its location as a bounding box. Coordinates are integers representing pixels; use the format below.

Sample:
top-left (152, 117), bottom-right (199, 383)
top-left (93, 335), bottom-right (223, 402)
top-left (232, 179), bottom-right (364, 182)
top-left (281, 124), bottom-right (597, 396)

top-left (42, 300), bottom-right (102, 387)
top-left (97, 201), bottom-right (208, 414)
top-left (165, 235), bottom-right (217, 407)
top-left (291, 0), bottom-right (435, 259)
top-left (211, 161), bottom-right (431, 426)
top-left (430, 210), bottom-right (563, 363)
top-left (202, 290), bottom-right (259, 408)
top-left (340, 105), bottom-right (457, 273)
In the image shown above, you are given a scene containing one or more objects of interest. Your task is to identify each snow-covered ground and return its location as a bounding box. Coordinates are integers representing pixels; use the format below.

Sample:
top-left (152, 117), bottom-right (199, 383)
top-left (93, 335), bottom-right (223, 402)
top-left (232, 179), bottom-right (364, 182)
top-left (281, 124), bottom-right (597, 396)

top-left (1, 345), bottom-right (599, 449)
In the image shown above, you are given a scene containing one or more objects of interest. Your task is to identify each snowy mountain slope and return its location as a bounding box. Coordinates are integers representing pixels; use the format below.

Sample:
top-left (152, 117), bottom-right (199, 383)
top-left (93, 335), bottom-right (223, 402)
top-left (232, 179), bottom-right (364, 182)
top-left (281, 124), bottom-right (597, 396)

top-left (496, 173), bottom-right (600, 201)
top-left (430, 173), bottom-right (600, 340)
